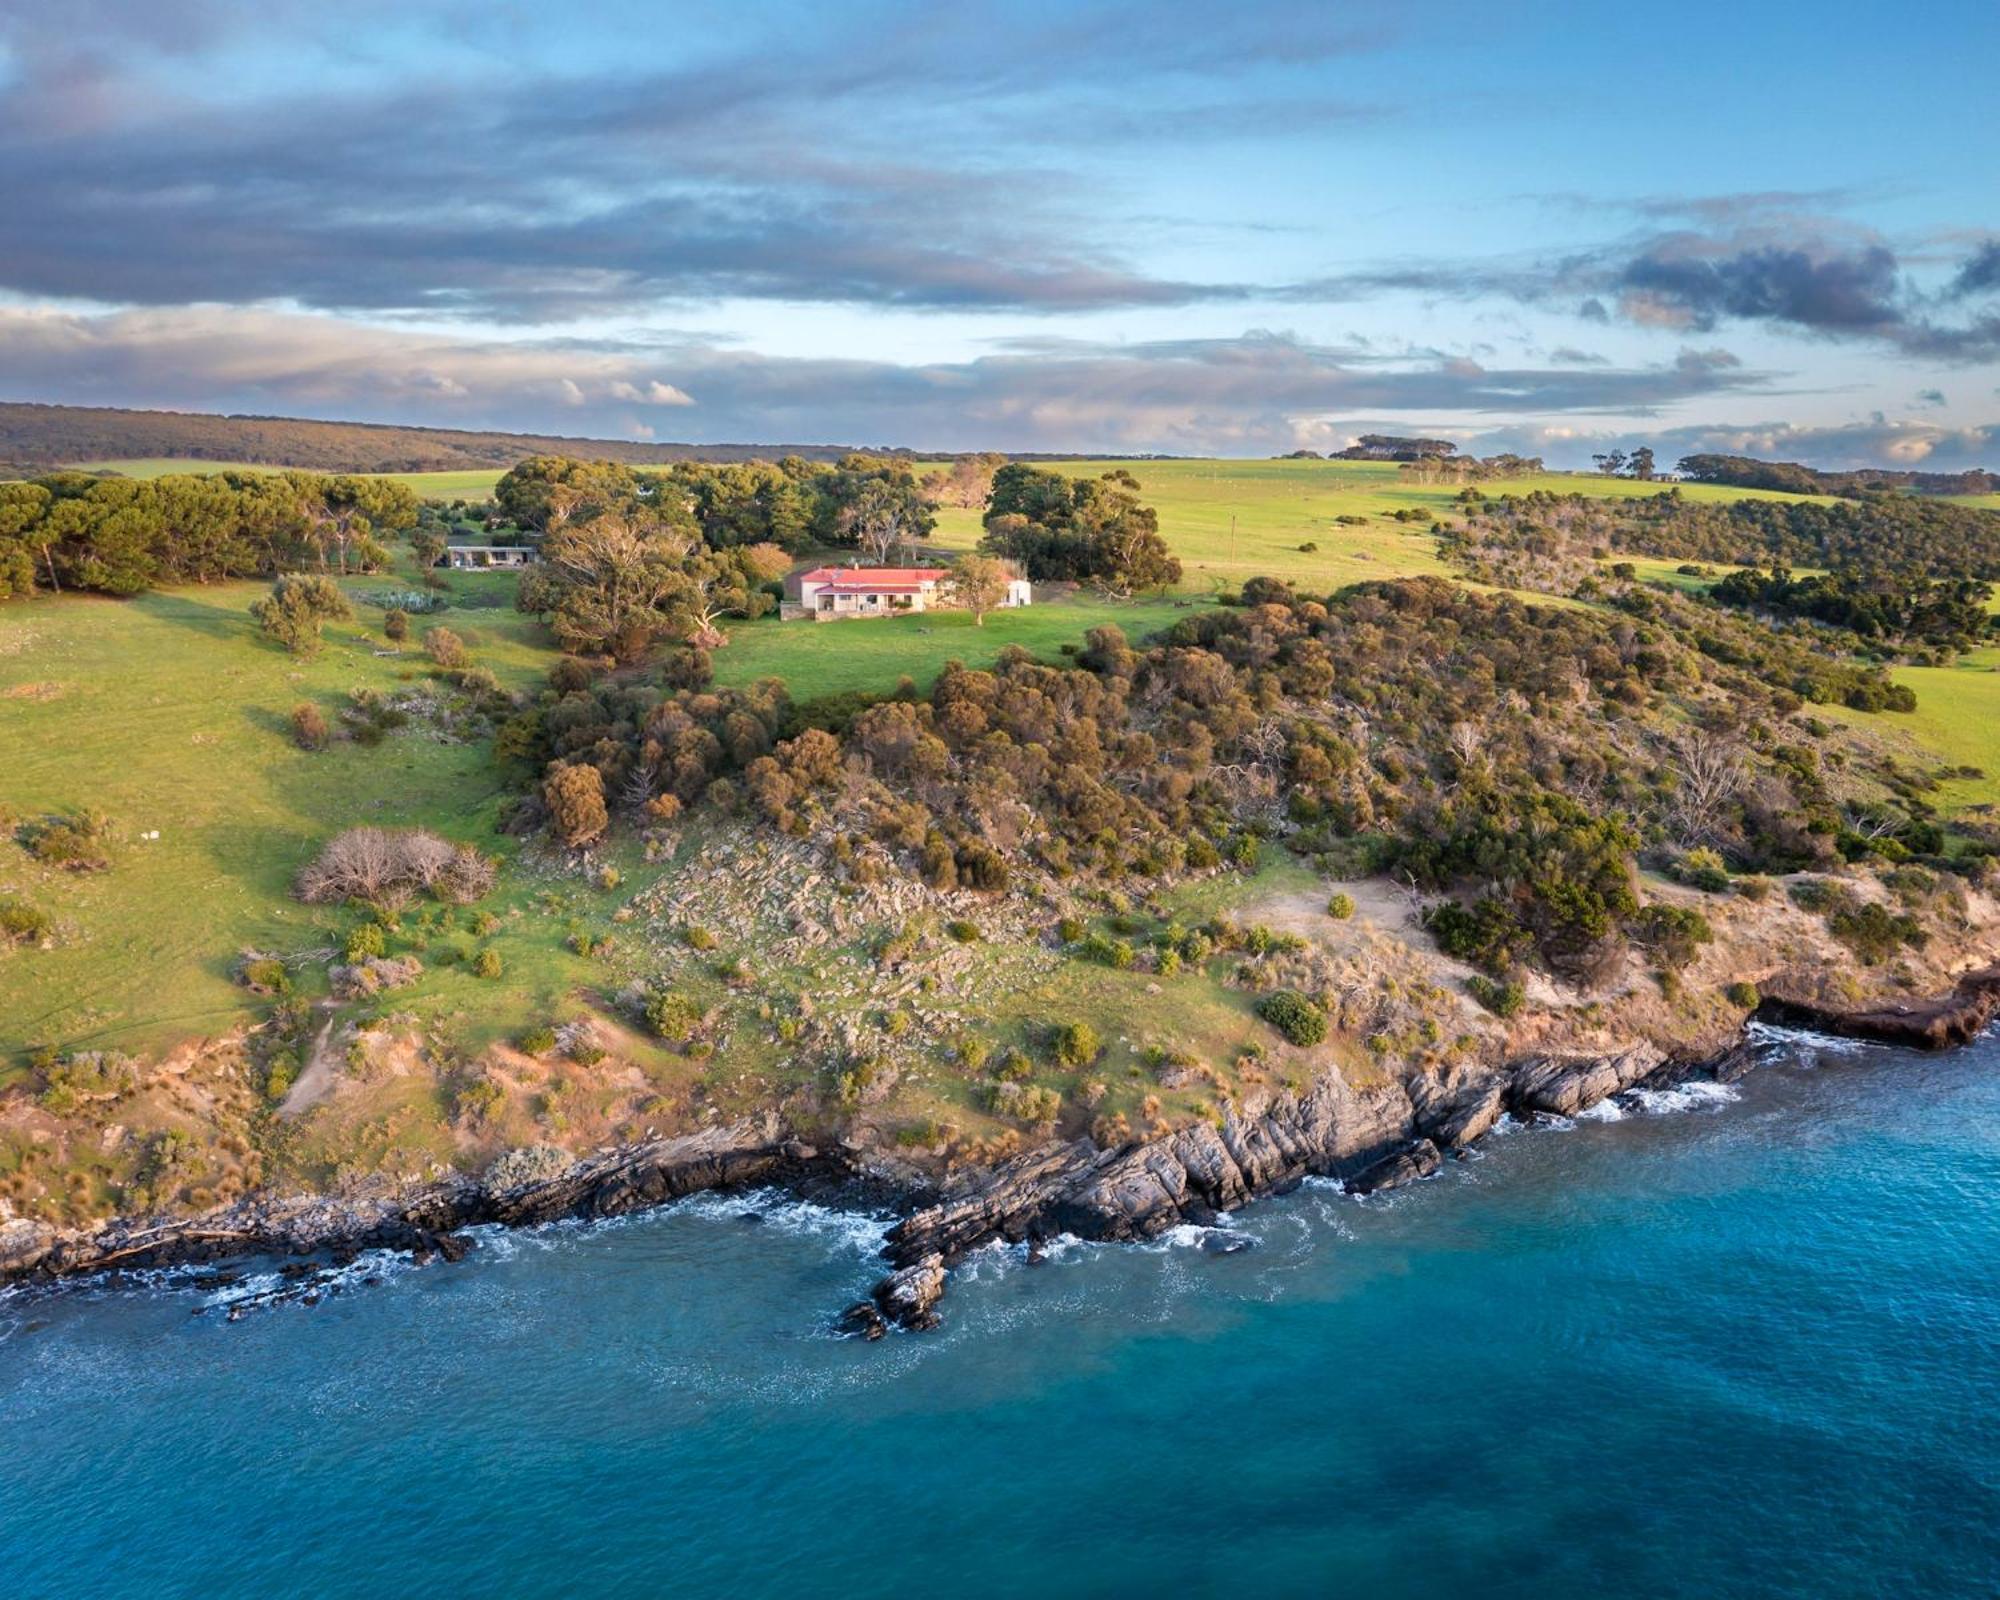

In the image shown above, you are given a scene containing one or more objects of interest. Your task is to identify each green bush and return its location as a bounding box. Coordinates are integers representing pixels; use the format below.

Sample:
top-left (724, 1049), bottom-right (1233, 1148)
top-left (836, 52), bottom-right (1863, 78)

top-left (644, 988), bottom-right (703, 1041)
top-left (1630, 903), bottom-right (1713, 971)
top-left (0, 897), bottom-right (51, 947)
top-left (1828, 901), bottom-right (1926, 964)
top-left (1078, 932), bottom-right (1136, 969)
top-left (994, 1047), bottom-right (1034, 1082)
top-left (1325, 892), bottom-right (1356, 920)
top-left (1676, 848), bottom-right (1731, 893)
top-left (343, 922), bottom-right (388, 962)
top-left (239, 957), bottom-right (290, 995)
top-left (472, 947), bottom-right (503, 979)
top-left (1467, 974), bottom-right (1526, 1018)
top-left (945, 918), bottom-right (981, 943)
top-left (516, 1026), bottom-right (557, 1055)
top-left (683, 925), bottom-right (718, 950)
top-left (1053, 1022), bottom-right (1102, 1068)
top-left (1724, 980), bottom-right (1761, 1010)
top-left (1056, 916), bottom-right (1085, 943)
top-left (1257, 990), bottom-right (1329, 1047)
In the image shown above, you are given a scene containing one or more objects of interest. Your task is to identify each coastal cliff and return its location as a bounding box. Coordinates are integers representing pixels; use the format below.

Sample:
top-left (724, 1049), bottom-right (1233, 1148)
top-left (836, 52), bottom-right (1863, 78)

top-left (6, 968), bottom-right (1997, 1329)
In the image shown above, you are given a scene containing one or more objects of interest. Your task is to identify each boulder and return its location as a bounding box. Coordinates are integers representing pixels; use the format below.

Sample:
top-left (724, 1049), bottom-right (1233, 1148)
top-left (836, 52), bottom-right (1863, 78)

top-left (1346, 1138), bottom-right (1443, 1196)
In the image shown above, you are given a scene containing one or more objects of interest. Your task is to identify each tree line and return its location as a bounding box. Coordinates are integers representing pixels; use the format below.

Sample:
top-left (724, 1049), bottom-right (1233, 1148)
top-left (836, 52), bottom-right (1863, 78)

top-left (1677, 453), bottom-right (1998, 498)
top-left (0, 471), bottom-right (420, 598)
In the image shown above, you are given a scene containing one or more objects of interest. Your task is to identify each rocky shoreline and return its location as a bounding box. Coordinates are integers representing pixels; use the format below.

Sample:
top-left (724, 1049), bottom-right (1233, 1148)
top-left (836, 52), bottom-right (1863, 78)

top-left (6, 967), bottom-right (1997, 1331)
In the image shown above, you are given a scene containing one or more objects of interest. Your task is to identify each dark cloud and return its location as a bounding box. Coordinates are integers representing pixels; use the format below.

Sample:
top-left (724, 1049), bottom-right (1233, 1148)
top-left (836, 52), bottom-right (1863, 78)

top-left (1616, 241), bottom-right (1902, 334)
top-left (0, 308), bottom-right (1776, 455)
top-left (1948, 240), bottom-right (2000, 298)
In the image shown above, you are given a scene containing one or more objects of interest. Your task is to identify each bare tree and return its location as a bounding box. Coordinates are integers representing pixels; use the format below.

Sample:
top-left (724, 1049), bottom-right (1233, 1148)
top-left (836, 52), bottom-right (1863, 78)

top-left (1666, 730), bottom-right (1748, 845)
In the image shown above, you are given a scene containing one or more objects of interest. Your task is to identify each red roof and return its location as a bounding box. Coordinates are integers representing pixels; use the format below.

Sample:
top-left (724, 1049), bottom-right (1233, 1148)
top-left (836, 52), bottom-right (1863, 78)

top-left (820, 581), bottom-right (931, 595)
top-left (797, 565), bottom-right (946, 585)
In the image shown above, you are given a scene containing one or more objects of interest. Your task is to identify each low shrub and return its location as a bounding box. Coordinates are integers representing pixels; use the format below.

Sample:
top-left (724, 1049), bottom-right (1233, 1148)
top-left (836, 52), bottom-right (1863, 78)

top-left (296, 827), bottom-right (496, 907)
top-left (644, 987), bottom-right (703, 1042)
top-left (239, 956), bottom-right (290, 995)
top-left (1052, 1021), bottom-right (1101, 1068)
top-left (0, 897), bottom-right (51, 947)
top-left (1077, 932), bottom-right (1135, 969)
top-left (1257, 989), bottom-right (1329, 1047)
top-left (20, 810), bottom-right (115, 872)
top-left (342, 921), bottom-right (388, 962)
top-left (424, 626), bottom-right (470, 668)
top-left (945, 918), bottom-right (981, 943)
top-left (1325, 892), bottom-right (1356, 920)
top-left (291, 703), bottom-right (330, 751)
top-left (1467, 974), bottom-right (1526, 1018)
top-left (1056, 916), bottom-right (1085, 943)
top-left (515, 1026), bottom-right (558, 1056)
top-left (471, 948), bottom-right (503, 979)
top-left (1675, 848), bottom-right (1731, 893)
top-left (1828, 901), bottom-right (1925, 964)
top-left (1724, 980), bottom-right (1761, 1009)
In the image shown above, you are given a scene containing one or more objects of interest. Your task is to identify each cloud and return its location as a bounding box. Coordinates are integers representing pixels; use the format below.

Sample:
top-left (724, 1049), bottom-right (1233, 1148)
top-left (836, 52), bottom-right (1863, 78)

top-left (1459, 416), bottom-right (2000, 473)
top-left (1916, 388), bottom-right (1947, 407)
top-left (609, 380), bottom-right (695, 406)
top-left (0, 304), bottom-right (1779, 456)
top-left (0, 2), bottom-right (1412, 320)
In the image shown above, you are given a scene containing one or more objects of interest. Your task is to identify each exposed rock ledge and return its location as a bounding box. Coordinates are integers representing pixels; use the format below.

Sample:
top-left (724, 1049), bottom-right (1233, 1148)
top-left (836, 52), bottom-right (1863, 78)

top-left (5, 976), bottom-right (1990, 1327)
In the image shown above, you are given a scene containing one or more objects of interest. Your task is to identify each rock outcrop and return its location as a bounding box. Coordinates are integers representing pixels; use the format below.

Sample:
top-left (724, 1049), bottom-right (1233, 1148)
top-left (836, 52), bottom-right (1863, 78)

top-left (1506, 1045), bottom-right (1666, 1118)
top-left (1759, 966), bottom-right (2000, 1051)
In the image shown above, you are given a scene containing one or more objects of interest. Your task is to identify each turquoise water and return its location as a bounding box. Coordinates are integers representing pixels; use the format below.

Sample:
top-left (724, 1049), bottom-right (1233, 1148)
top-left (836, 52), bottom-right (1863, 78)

top-left (5, 1031), bottom-right (1998, 1599)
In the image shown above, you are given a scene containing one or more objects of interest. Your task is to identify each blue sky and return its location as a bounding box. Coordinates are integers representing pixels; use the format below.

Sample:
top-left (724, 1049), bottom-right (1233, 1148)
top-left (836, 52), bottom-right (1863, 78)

top-left (1, 0), bottom-right (1995, 465)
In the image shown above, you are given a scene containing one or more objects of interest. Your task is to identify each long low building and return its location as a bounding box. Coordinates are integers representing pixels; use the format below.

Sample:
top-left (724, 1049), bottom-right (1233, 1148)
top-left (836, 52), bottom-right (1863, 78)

top-left (782, 564), bottom-right (1031, 620)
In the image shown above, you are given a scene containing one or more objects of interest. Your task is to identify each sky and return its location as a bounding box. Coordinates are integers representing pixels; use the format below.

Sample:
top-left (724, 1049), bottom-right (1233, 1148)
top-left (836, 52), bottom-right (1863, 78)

top-left (1, 0), bottom-right (1996, 467)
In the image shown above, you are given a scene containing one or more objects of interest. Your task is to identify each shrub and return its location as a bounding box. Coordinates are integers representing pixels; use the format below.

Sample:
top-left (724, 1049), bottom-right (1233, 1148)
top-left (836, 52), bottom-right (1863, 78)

top-left (1827, 901), bottom-right (1925, 964)
top-left (1056, 916), bottom-right (1085, 943)
top-left (544, 762), bottom-right (609, 848)
top-left (1676, 848), bottom-right (1731, 893)
top-left (239, 957), bottom-right (290, 995)
top-left (343, 921), bottom-right (388, 961)
top-left (471, 948), bottom-right (503, 979)
top-left (297, 827), bottom-right (495, 906)
top-left (291, 702), bottom-right (329, 751)
top-left (994, 1047), bottom-right (1035, 1082)
top-left (251, 574), bottom-right (351, 656)
top-left (1326, 892), bottom-right (1356, 920)
top-left (383, 607), bottom-right (410, 643)
top-left (1257, 990), bottom-right (1329, 1047)
top-left (1630, 904), bottom-right (1713, 971)
top-left (683, 924), bottom-right (719, 950)
top-left (0, 897), bottom-right (51, 947)
top-left (1015, 1085), bottom-right (1062, 1125)
top-left (1788, 877), bottom-right (1840, 913)
top-left (945, 918), bottom-right (981, 943)
top-left (423, 626), bottom-right (469, 669)
top-left (1053, 1021), bottom-right (1101, 1068)
top-left (644, 988), bottom-right (703, 1042)
top-left (1077, 932), bottom-right (1135, 969)
top-left (1724, 980), bottom-right (1761, 1009)
top-left (20, 810), bottom-right (115, 871)
top-left (1467, 974), bottom-right (1526, 1018)
top-left (516, 1026), bottom-right (557, 1055)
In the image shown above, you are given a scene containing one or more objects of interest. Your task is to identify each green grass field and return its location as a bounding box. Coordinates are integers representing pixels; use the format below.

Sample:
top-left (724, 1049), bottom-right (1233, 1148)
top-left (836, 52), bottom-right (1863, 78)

top-left (713, 591), bottom-right (1200, 697)
top-left (0, 571), bottom-right (611, 1062)
top-left (929, 458), bottom-right (1825, 595)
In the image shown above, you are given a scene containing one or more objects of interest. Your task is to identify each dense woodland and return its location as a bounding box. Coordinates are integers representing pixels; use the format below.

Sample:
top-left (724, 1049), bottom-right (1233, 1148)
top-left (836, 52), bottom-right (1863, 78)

top-left (503, 567), bottom-right (1965, 990)
top-left (0, 401), bottom-right (868, 475)
top-left (1677, 452), bottom-right (1998, 498)
top-left (0, 470), bottom-right (420, 597)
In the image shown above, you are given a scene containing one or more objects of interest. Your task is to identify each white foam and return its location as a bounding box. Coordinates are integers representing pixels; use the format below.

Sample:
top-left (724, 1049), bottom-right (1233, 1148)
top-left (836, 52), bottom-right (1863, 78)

top-left (1576, 1098), bottom-right (1626, 1122)
top-left (1744, 1020), bottom-right (1879, 1059)
top-left (1623, 1079), bottom-right (1743, 1115)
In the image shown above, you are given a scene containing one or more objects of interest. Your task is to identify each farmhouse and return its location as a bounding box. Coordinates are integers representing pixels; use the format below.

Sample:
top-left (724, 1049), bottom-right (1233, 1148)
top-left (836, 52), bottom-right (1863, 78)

top-left (782, 564), bottom-right (1032, 621)
top-left (440, 544), bottom-right (538, 570)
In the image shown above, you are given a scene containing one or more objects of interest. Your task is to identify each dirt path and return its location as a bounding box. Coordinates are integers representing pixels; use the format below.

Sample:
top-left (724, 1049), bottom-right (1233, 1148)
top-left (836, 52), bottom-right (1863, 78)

top-left (277, 1012), bottom-right (341, 1119)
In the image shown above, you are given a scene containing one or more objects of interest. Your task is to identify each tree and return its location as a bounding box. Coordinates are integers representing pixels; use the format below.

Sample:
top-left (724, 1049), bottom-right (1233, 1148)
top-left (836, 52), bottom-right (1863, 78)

top-left (842, 477), bottom-right (932, 565)
top-left (516, 508), bottom-right (703, 661)
top-left (544, 762), bottom-right (609, 847)
top-left (943, 553), bottom-right (1013, 625)
top-left (251, 574), bottom-right (351, 656)
top-left (494, 457), bottom-right (643, 532)
top-left (1628, 446), bottom-right (1657, 481)
top-left (1591, 449), bottom-right (1629, 477)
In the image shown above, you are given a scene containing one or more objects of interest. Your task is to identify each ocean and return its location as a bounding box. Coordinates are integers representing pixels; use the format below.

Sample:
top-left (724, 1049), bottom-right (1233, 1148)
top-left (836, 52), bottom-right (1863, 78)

top-left (5, 1028), bottom-right (1998, 1599)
